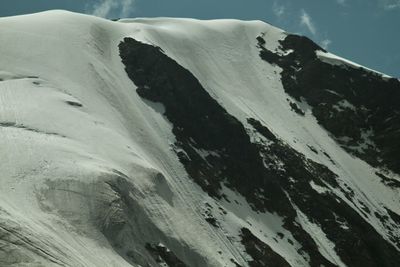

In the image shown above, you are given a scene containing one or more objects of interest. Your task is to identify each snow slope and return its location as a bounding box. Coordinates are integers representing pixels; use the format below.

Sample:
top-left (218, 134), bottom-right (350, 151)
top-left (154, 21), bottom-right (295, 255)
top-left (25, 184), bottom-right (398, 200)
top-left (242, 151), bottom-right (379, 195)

top-left (316, 50), bottom-right (392, 79)
top-left (0, 10), bottom-right (399, 267)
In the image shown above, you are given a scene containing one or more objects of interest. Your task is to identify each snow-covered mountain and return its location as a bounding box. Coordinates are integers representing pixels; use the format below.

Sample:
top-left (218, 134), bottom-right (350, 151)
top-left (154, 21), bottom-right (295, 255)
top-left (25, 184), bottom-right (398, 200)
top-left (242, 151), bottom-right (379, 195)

top-left (0, 10), bottom-right (399, 267)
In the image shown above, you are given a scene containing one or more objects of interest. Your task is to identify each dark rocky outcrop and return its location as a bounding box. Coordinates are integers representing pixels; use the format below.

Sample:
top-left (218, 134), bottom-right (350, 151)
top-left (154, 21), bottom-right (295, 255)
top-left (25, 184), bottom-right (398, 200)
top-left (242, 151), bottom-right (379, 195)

top-left (65, 101), bottom-right (83, 107)
top-left (257, 34), bottom-right (400, 175)
top-left (240, 228), bottom-right (290, 267)
top-left (145, 243), bottom-right (187, 267)
top-left (376, 172), bottom-right (400, 188)
top-left (119, 37), bottom-right (400, 266)
top-left (247, 118), bottom-right (400, 267)
top-left (119, 38), bottom-right (288, 211)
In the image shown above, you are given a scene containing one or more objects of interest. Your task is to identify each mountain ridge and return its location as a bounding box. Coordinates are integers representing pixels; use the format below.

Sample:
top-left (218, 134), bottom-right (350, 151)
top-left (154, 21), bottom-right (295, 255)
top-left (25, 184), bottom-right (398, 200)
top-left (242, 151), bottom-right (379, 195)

top-left (0, 10), bottom-right (399, 267)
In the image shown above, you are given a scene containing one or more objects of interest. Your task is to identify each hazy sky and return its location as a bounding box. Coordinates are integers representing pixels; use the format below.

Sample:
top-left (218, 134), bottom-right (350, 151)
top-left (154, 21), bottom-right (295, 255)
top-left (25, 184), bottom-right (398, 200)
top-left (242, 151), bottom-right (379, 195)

top-left (1, 0), bottom-right (399, 77)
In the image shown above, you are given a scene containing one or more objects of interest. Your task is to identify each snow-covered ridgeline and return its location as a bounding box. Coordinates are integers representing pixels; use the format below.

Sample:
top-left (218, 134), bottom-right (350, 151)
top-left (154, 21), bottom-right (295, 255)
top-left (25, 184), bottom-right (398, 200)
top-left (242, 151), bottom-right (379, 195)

top-left (0, 10), bottom-right (399, 267)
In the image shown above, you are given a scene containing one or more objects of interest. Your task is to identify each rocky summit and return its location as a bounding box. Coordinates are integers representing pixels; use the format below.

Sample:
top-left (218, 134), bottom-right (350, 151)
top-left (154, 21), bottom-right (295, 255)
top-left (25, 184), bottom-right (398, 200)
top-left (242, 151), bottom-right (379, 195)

top-left (0, 10), bottom-right (399, 267)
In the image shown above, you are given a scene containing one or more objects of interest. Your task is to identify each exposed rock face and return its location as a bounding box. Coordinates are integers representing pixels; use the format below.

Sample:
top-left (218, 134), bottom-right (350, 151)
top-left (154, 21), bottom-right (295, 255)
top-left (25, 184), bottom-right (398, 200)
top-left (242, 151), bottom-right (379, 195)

top-left (240, 228), bottom-right (290, 267)
top-left (257, 34), bottom-right (400, 175)
top-left (119, 37), bottom-right (400, 267)
top-left (146, 243), bottom-right (188, 267)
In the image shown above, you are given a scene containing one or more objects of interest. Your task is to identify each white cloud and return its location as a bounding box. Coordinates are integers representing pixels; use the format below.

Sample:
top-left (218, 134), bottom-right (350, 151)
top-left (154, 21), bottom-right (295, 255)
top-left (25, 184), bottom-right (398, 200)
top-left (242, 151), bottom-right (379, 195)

top-left (273, 2), bottom-right (286, 18)
top-left (121, 0), bottom-right (136, 17)
top-left (90, 0), bottom-right (116, 17)
top-left (321, 39), bottom-right (332, 50)
top-left (300, 9), bottom-right (316, 35)
top-left (384, 2), bottom-right (400, 9)
top-left (89, 0), bottom-right (135, 18)
top-left (336, 0), bottom-right (346, 5)
top-left (378, 0), bottom-right (400, 10)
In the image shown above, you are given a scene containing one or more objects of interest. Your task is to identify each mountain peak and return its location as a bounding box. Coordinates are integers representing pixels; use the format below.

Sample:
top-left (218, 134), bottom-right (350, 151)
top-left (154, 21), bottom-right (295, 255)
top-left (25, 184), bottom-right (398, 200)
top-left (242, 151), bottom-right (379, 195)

top-left (0, 11), bottom-right (399, 267)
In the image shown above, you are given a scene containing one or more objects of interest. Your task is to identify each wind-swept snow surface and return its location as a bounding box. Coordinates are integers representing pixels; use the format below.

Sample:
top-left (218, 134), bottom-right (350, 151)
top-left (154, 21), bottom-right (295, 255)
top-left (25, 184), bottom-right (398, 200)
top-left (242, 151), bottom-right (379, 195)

top-left (0, 10), bottom-right (399, 267)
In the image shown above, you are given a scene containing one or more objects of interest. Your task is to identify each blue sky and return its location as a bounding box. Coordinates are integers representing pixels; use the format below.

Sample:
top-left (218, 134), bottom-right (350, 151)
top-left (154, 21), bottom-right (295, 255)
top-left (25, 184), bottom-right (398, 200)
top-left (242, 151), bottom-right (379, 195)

top-left (1, 0), bottom-right (399, 77)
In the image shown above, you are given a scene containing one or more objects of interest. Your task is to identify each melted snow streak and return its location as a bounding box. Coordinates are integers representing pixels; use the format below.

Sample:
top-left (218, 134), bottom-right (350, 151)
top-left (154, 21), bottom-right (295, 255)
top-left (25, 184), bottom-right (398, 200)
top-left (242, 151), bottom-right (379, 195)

top-left (0, 10), bottom-right (400, 267)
